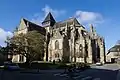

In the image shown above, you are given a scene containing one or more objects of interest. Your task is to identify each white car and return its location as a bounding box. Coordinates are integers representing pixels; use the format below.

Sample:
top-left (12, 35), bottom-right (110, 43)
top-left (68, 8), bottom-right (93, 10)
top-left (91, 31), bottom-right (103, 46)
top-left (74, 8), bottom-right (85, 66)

top-left (96, 62), bottom-right (103, 66)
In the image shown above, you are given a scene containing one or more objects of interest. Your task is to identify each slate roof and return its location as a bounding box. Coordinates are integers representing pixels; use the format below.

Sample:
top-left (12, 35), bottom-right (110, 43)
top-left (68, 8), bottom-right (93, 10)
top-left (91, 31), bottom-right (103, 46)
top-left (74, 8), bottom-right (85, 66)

top-left (107, 44), bottom-right (120, 54)
top-left (42, 12), bottom-right (56, 23)
top-left (53, 18), bottom-right (84, 28)
top-left (22, 18), bottom-right (46, 35)
top-left (41, 12), bottom-right (85, 29)
top-left (17, 13), bottom-right (102, 39)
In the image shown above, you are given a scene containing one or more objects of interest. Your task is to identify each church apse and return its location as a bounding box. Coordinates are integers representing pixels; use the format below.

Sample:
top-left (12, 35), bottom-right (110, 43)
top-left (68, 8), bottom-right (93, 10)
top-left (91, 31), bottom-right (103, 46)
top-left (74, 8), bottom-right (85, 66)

top-left (24, 12), bottom-right (105, 64)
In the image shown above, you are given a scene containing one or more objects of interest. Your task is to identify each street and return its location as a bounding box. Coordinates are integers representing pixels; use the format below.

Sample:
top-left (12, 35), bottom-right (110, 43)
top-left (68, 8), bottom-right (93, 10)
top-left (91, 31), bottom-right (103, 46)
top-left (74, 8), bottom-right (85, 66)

top-left (0, 64), bottom-right (120, 80)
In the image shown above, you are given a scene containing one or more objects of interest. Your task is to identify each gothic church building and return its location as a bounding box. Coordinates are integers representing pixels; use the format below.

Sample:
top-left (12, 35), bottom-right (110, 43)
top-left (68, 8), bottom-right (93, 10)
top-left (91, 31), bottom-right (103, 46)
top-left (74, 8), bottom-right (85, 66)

top-left (12, 12), bottom-right (106, 63)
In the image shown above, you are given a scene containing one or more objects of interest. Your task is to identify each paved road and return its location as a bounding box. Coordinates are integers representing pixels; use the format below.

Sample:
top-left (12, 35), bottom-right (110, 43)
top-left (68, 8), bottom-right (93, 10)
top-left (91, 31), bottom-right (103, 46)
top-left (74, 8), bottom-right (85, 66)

top-left (91, 64), bottom-right (120, 70)
top-left (0, 70), bottom-right (60, 80)
top-left (54, 64), bottom-right (120, 80)
top-left (54, 68), bottom-right (118, 80)
top-left (0, 64), bottom-right (120, 80)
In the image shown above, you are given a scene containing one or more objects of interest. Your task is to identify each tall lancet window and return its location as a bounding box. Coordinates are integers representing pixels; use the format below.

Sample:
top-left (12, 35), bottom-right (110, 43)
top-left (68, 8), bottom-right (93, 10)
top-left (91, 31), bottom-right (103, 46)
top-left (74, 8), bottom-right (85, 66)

top-left (79, 44), bottom-right (83, 58)
top-left (55, 40), bottom-right (59, 49)
top-left (19, 55), bottom-right (24, 62)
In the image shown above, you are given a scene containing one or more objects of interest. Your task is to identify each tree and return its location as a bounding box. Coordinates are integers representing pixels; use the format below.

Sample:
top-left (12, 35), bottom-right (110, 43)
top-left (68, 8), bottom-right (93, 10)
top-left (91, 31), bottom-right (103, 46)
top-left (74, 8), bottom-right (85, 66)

top-left (0, 47), bottom-right (5, 64)
top-left (7, 30), bottom-right (45, 64)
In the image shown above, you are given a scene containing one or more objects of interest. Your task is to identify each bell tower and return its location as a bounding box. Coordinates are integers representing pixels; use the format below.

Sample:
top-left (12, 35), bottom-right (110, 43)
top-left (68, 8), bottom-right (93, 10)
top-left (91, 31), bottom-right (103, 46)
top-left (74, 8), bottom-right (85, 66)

top-left (43, 12), bottom-right (56, 61)
top-left (42, 12), bottom-right (56, 27)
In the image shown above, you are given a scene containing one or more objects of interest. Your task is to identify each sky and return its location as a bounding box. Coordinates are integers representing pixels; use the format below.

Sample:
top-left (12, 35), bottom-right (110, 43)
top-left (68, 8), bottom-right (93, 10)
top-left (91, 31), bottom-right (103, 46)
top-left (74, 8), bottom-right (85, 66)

top-left (0, 0), bottom-right (120, 51)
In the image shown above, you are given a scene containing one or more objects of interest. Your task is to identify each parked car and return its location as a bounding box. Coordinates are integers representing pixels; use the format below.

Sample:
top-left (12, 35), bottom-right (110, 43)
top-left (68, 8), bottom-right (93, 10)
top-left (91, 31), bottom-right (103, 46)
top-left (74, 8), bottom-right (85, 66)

top-left (4, 63), bottom-right (20, 71)
top-left (0, 65), bottom-right (4, 69)
top-left (96, 62), bottom-right (103, 66)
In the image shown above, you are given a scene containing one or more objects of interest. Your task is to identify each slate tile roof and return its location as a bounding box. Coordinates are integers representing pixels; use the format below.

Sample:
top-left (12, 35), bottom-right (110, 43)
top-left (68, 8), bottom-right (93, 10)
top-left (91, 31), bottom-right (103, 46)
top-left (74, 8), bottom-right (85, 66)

top-left (22, 18), bottom-right (46, 35)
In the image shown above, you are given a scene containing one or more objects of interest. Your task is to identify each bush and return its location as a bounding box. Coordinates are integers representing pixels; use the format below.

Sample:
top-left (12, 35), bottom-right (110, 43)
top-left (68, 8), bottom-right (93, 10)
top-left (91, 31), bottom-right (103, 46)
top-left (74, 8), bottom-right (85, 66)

top-left (56, 63), bottom-right (69, 69)
top-left (18, 63), bottom-right (29, 68)
top-left (18, 62), bottom-right (61, 70)
top-left (30, 62), bottom-right (57, 70)
top-left (17, 62), bottom-right (90, 70)
top-left (76, 63), bottom-right (90, 69)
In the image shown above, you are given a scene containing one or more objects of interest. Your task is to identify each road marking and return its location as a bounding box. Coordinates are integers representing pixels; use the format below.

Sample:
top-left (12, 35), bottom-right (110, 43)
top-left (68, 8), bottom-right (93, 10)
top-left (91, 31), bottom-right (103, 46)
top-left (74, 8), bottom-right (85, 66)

top-left (74, 73), bottom-right (80, 75)
top-left (54, 73), bottom-right (61, 76)
top-left (60, 74), bottom-right (68, 77)
top-left (81, 76), bottom-right (93, 80)
top-left (93, 78), bottom-right (100, 80)
top-left (73, 75), bottom-right (85, 79)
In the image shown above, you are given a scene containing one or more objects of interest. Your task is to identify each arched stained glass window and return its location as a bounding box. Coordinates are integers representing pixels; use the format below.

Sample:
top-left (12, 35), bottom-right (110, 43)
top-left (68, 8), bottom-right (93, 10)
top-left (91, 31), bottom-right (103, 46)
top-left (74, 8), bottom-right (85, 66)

top-left (79, 44), bottom-right (83, 50)
top-left (55, 53), bottom-right (59, 58)
top-left (55, 40), bottom-right (59, 49)
top-left (79, 44), bottom-right (83, 58)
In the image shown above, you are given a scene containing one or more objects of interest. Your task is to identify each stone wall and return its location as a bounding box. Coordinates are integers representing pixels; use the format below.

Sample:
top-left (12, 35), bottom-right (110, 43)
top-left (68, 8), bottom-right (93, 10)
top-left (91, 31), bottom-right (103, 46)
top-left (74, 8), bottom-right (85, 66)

top-left (48, 39), bottom-right (63, 62)
top-left (45, 23), bottom-right (106, 63)
top-left (12, 54), bottom-right (26, 63)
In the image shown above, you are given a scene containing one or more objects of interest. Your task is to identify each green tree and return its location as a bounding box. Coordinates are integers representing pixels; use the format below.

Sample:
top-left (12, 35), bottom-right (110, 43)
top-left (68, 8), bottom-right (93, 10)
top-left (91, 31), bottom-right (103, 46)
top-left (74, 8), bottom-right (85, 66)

top-left (7, 30), bottom-right (45, 64)
top-left (0, 46), bottom-right (5, 64)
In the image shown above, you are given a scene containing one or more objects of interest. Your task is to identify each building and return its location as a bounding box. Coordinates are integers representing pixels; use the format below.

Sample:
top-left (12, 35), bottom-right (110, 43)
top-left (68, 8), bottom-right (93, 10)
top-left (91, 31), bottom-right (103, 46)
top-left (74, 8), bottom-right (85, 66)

top-left (107, 44), bottom-right (120, 63)
top-left (12, 18), bottom-right (46, 63)
top-left (12, 12), bottom-right (106, 63)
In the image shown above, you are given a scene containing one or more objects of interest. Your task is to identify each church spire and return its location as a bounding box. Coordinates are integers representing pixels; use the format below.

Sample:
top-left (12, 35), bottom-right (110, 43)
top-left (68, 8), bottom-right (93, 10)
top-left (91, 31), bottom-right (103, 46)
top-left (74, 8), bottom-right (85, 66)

top-left (42, 12), bottom-right (56, 27)
top-left (90, 24), bottom-right (96, 33)
top-left (90, 24), bottom-right (97, 38)
top-left (90, 24), bottom-right (94, 33)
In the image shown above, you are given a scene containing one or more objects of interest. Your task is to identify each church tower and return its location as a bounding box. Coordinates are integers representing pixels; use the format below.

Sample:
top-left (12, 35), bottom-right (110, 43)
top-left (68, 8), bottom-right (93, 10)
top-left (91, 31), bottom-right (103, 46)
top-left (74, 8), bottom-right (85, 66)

top-left (42, 12), bottom-right (56, 61)
top-left (42, 12), bottom-right (56, 27)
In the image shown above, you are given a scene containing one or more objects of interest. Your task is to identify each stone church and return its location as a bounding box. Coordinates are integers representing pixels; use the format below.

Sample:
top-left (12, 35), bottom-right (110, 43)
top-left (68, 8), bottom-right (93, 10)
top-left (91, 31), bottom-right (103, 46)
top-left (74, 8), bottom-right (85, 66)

top-left (12, 12), bottom-right (106, 63)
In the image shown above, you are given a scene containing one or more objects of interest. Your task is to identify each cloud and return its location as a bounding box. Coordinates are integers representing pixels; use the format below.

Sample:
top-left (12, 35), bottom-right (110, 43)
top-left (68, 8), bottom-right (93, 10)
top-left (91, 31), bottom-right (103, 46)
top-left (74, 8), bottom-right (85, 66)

top-left (42, 5), bottom-right (66, 18)
top-left (31, 5), bottom-right (66, 25)
top-left (0, 28), bottom-right (13, 47)
top-left (31, 13), bottom-right (43, 25)
top-left (74, 10), bottom-right (104, 26)
top-left (31, 5), bottom-right (103, 27)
